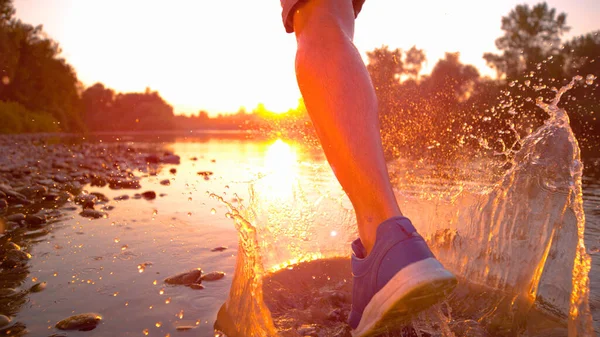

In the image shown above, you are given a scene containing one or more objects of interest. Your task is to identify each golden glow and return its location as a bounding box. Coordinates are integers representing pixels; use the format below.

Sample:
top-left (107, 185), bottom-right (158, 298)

top-left (262, 139), bottom-right (297, 201)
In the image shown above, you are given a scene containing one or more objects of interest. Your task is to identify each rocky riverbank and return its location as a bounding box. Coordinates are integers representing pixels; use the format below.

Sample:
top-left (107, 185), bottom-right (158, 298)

top-left (0, 134), bottom-right (182, 334)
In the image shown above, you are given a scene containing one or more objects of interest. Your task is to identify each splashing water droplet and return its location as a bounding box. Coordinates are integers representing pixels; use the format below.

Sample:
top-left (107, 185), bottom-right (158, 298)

top-left (188, 197), bottom-right (192, 202)
top-left (165, 297), bottom-right (171, 304)
top-left (114, 238), bottom-right (120, 243)
top-left (143, 329), bottom-right (149, 336)
top-left (586, 74), bottom-right (596, 85)
top-left (187, 212), bottom-right (192, 216)
top-left (524, 80), bottom-right (531, 87)
top-left (509, 81), bottom-right (516, 87)
top-left (178, 310), bottom-right (184, 319)
top-left (155, 322), bottom-right (162, 328)
top-left (153, 209), bottom-right (158, 216)
top-left (159, 289), bottom-right (164, 295)
top-left (210, 208), bottom-right (216, 215)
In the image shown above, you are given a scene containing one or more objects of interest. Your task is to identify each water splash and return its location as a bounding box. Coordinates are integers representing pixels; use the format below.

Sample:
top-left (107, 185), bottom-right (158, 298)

top-left (215, 77), bottom-right (593, 336)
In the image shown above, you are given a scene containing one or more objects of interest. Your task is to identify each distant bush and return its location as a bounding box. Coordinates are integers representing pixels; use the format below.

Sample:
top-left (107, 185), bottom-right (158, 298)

top-left (0, 101), bottom-right (60, 133)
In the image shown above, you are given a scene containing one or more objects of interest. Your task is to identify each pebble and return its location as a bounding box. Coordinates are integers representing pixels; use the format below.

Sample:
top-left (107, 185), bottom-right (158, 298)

top-left (0, 288), bottom-right (17, 296)
top-left (6, 213), bottom-right (25, 222)
top-left (132, 194), bottom-right (142, 200)
top-left (79, 209), bottom-right (106, 219)
top-left (188, 283), bottom-right (205, 290)
top-left (211, 246), bottom-right (228, 252)
top-left (55, 313), bottom-right (102, 331)
top-left (141, 191), bottom-right (156, 200)
top-left (160, 179), bottom-right (170, 186)
top-left (169, 168), bottom-right (177, 174)
top-left (30, 281), bottom-right (47, 293)
top-left (164, 269), bottom-right (202, 285)
top-left (162, 154), bottom-right (181, 164)
top-left (201, 271), bottom-right (226, 281)
top-left (2, 249), bottom-right (31, 268)
top-left (25, 214), bottom-right (46, 228)
top-left (75, 193), bottom-right (97, 210)
top-left (114, 195), bottom-right (129, 201)
top-left (90, 192), bottom-right (109, 202)
top-left (0, 199), bottom-right (7, 210)
top-left (0, 314), bottom-right (11, 328)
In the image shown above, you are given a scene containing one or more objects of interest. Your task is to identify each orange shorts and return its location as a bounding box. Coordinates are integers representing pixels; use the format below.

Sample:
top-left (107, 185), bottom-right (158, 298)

top-left (281, 0), bottom-right (366, 33)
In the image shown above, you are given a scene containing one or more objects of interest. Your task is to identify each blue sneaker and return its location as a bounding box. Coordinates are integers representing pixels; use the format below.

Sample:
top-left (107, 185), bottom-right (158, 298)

top-left (349, 216), bottom-right (457, 337)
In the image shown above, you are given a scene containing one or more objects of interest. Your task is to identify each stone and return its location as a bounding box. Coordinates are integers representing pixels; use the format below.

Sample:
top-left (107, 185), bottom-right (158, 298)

top-left (53, 175), bottom-right (69, 183)
top-left (79, 209), bottom-right (106, 219)
top-left (6, 213), bottom-right (25, 222)
top-left (144, 154), bottom-right (160, 164)
top-left (164, 269), bottom-right (202, 285)
top-left (160, 179), bottom-right (170, 186)
top-left (162, 154), bottom-right (181, 164)
top-left (211, 246), bottom-right (228, 252)
top-left (102, 205), bottom-right (115, 211)
top-left (16, 185), bottom-right (48, 198)
top-left (0, 199), bottom-right (8, 211)
top-left (141, 191), bottom-right (156, 200)
top-left (114, 195), bottom-right (129, 201)
top-left (2, 249), bottom-right (31, 268)
top-left (188, 283), bottom-right (205, 290)
top-left (169, 168), bottom-right (177, 174)
top-left (90, 175), bottom-right (107, 187)
top-left (132, 194), bottom-right (142, 200)
top-left (0, 314), bottom-right (11, 328)
top-left (201, 271), bottom-right (226, 281)
top-left (25, 214), bottom-right (46, 228)
top-left (90, 192), bottom-right (109, 202)
top-left (75, 193), bottom-right (97, 210)
top-left (30, 281), bottom-right (47, 293)
top-left (55, 313), bottom-right (102, 331)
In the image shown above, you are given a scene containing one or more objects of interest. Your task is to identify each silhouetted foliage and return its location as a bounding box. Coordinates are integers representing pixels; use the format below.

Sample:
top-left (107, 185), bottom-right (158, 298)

top-left (483, 2), bottom-right (569, 79)
top-left (0, 0), bottom-right (83, 132)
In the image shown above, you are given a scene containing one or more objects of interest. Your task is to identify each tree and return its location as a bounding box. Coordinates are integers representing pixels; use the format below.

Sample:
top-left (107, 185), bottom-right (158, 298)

top-left (484, 2), bottom-right (569, 79)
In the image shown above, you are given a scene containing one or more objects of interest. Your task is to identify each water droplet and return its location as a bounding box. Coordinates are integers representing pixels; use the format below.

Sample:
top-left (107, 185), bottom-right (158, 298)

top-left (586, 74), bottom-right (596, 85)
top-left (165, 297), bottom-right (171, 304)
top-left (210, 208), bottom-right (216, 215)
top-left (159, 289), bottom-right (164, 295)
top-left (187, 212), bottom-right (192, 216)
top-left (143, 329), bottom-right (149, 335)
top-left (153, 280), bottom-right (157, 285)
top-left (153, 209), bottom-right (158, 216)
top-left (508, 81), bottom-right (516, 87)
top-left (113, 292), bottom-right (119, 297)
top-left (188, 197), bottom-right (192, 202)
top-left (178, 310), bottom-right (184, 319)
top-left (32, 277), bottom-right (38, 282)
top-left (524, 80), bottom-right (531, 87)
top-left (121, 245), bottom-right (128, 250)
top-left (155, 322), bottom-right (162, 328)
top-left (114, 238), bottom-right (120, 243)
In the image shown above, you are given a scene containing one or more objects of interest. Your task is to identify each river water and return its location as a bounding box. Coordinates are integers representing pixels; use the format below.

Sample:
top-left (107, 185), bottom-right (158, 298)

top-left (1, 82), bottom-right (599, 336)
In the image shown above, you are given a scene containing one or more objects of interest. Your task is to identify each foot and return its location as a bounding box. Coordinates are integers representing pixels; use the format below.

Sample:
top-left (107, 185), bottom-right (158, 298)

top-left (348, 216), bottom-right (457, 337)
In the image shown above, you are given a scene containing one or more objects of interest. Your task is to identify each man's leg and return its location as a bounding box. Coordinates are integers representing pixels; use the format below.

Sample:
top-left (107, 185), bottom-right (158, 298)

top-left (290, 1), bottom-right (457, 335)
top-left (292, 0), bottom-right (401, 254)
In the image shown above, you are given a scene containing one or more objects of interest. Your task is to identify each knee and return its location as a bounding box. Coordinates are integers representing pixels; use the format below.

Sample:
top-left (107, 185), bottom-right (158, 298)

top-left (292, 0), bottom-right (355, 43)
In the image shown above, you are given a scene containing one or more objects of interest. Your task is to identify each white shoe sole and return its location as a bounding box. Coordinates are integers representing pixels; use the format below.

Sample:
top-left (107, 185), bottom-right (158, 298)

top-left (352, 258), bottom-right (457, 337)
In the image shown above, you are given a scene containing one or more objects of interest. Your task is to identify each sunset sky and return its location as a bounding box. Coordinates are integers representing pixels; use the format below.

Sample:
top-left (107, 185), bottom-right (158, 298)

top-left (13, 0), bottom-right (600, 116)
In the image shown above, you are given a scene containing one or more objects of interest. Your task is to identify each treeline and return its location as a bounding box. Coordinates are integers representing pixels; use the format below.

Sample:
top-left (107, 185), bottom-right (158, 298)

top-left (368, 2), bottom-right (599, 161)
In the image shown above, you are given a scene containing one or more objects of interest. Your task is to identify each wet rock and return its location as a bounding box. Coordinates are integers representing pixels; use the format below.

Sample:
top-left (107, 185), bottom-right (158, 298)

top-left (90, 192), bottom-right (109, 203)
top-left (0, 288), bottom-right (17, 296)
top-left (0, 199), bottom-right (6, 211)
top-left (6, 213), bottom-right (25, 223)
top-left (30, 281), bottom-right (47, 293)
top-left (190, 157), bottom-right (198, 161)
top-left (42, 193), bottom-right (60, 201)
top-left (197, 171), bottom-right (214, 177)
top-left (37, 179), bottom-right (56, 186)
top-left (114, 195), bottom-right (129, 201)
top-left (162, 154), bottom-right (181, 164)
top-left (90, 175), bottom-right (107, 187)
top-left (2, 249), bottom-right (31, 268)
top-left (79, 209), bottom-right (106, 219)
top-left (55, 313), bottom-right (102, 331)
top-left (144, 154), bottom-right (160, 164)
top-left (0, 315), bottom-right (11, 328)
top-left (75, 193), bottom-right (97, 210)
top-left (53, 175), bottom-right (69, 183)
top-left (160, 179), bottom-right (170, 186)
top-left (164, 269), bottom-right (202, 285)
top-left (141, 191), bottom-right (156, 200)
top-left (108, 179), bottom-right (141, 190)
top-left (211, 246), bottom-right (228, 252)
top-left (159, 193), bottom-right (167, 197)
top-left (102, 205), bottom-right (115, 211)
top-left (169, 168), bottom-right (177, 174)
top-left (5, 221), bottom-right (19, 230)
top-left (132, 193), bottom-right (142, 200)
top-left (17, 185), bottom-right (48, 198)
top-left (188, 283), bottom-right (205, 290)
top-left (201, 271), bottom-right (226, 281)
top-left (25, 214), bottom-right (46, 228)
top-left (175, 325), bottom-right (196, 331)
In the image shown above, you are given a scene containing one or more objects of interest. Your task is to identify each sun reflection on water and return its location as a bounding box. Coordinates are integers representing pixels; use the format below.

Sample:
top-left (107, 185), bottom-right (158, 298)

top-left (261, 139), bottom-right (298, 202)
